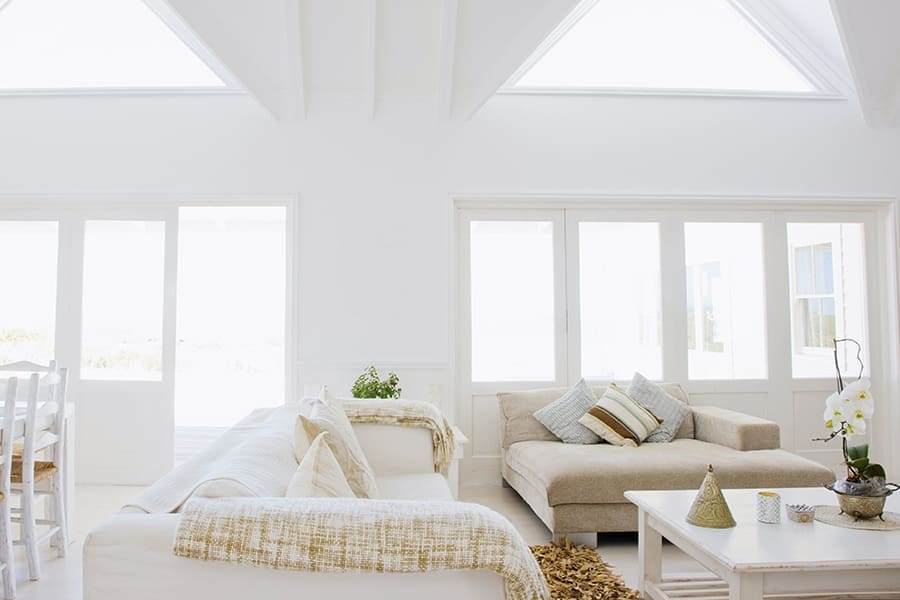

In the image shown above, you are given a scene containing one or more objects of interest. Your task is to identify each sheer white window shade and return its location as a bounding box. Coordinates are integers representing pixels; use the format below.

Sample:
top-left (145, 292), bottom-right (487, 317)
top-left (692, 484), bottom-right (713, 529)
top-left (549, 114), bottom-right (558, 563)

top-left (684, 223), bottom-right (767, 380)
top-left (470, 221), bottom-right (556, 382)
top-left (510, 0), bottom-right (817, 94)
top-left (0, 221), bottom-right (58, 365)
top-left (578, 222), bottom-right (662, 380)
top-left (0, 0), bottom-right (228, 91)
top-left (81, 220), bottom-right (165, 381)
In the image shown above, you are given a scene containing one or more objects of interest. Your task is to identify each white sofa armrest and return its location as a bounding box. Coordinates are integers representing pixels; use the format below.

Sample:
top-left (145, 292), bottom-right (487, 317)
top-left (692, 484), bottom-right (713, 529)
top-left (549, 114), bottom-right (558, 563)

top-left (691, 405), bottom-right (781, 451)
top-left (352, 423), bottom-right (436, 476)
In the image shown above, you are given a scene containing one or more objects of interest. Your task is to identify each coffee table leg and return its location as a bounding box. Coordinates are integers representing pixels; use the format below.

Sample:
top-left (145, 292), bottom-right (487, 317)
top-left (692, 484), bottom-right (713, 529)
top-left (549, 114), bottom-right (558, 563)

top-left (728, 573), bottom-right (763, 600)
top-left (637, 507), bottom-right (662, 597)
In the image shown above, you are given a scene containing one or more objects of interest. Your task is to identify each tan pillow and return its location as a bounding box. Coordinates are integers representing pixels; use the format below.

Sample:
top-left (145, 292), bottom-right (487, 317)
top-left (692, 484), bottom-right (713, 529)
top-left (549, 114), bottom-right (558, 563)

top-left (578, 383), bottom-right (661, 447)
top-left (286, 432), bottom-right (355, 498)
top-left (294, 401), bottom-right (379, 499)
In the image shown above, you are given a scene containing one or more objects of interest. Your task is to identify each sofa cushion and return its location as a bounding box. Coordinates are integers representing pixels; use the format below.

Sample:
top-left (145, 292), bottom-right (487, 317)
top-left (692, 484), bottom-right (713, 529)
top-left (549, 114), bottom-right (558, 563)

top-left (532, 379), bottom-right (600, 444)
top-left (577, 384), bottom-right (661, 446)
top-left (498, 382), bottom-right (692, 448)
top-left (505, 439), bottom-right (835, 506)
top-left (286, 432), bottom-right (355, 498)
top-left (296, 400), bottom-right (379, 499)
top-left (626, 373), bottom-right (691, 443)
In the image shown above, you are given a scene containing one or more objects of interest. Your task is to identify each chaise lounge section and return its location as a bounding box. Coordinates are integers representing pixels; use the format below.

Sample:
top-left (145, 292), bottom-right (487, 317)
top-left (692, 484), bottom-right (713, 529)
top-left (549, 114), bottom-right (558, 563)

top-left (498, 384), bottom-right (836, 542)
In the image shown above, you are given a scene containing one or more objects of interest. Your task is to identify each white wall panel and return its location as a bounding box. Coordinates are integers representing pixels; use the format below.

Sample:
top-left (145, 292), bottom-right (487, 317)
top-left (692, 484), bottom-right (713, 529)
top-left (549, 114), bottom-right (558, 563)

top-left (470, 394), bottom-right (500, 458)
top-left (0, 92), bottom-right (898, 484)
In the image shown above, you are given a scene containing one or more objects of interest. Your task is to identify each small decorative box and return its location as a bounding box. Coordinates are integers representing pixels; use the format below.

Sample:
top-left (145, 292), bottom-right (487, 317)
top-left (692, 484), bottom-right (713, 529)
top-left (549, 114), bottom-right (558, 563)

top-left (786, 503), bottom-right (816, 523)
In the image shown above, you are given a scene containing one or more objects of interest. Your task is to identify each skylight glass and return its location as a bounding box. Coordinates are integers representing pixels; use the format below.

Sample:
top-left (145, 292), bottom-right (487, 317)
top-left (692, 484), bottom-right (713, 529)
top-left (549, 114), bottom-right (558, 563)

top-left (513, 0), bottom-right (816, 93)
top-left (0, 0), bottom-right (225, 90)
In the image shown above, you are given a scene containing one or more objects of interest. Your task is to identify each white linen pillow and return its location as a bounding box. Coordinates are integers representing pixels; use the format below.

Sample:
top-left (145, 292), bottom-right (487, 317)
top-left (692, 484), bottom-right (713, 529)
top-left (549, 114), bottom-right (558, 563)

top-left (626, 372), bottom-right (691, 443)
top-left (295, 397), bottom-right (379, 498)
top-left (286, 431), bottom-right (356, 498)
top-left (577, 383), bottom-right (661, 447)
top-left (532, 379), bottom-right (601, 444)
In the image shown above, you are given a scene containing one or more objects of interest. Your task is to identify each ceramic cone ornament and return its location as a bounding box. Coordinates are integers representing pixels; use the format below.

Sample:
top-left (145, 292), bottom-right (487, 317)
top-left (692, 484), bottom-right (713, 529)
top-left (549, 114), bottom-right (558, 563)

top-left (686, 465), bottom-right (736, 528)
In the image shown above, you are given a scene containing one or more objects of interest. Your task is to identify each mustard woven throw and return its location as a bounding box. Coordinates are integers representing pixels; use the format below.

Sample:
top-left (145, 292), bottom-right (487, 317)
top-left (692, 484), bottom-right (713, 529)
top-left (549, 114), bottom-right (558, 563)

top-left (173, 497), bottom-right (549, 600)
top-left (340, 398), bottom-right (457, 475)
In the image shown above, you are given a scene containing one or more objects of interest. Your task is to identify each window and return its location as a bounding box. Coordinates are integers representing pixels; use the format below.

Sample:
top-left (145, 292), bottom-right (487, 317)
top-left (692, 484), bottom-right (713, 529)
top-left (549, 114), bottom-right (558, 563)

top-left (793, 243), bottom-right (835, 349)
top-left (175, 207), bottom-right (287, 427)
top-left (578, 222), bottom-right (661, 380)
top-left (787, 223), bottom-right (867, 378)
top-left (81, 220), bottom-right (165, 380)
top-left (463, 209), bottom-right (876, 388)
top-left (684, 223), bottom-right (767, 379)
top-left (470, 221), bottom-right (555, 382)
top-left (510, 0), bottom-right (817, 94)
top-left (0, 0), bottom-right (226, 90)
top-left (0, 221), bottom-right (58, 365)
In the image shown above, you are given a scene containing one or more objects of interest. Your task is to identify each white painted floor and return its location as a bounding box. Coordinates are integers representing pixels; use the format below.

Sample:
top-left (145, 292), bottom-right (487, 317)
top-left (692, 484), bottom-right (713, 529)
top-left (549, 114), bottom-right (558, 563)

top-left (14, 483), bottom-right (702, 599)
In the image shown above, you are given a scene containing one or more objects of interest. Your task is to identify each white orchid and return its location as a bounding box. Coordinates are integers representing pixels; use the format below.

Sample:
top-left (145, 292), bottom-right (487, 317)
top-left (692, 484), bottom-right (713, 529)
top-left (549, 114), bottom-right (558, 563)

top-left (823, 376), bottom-right (874, 438)
top-left (816, 338), bottom-right (892, 488)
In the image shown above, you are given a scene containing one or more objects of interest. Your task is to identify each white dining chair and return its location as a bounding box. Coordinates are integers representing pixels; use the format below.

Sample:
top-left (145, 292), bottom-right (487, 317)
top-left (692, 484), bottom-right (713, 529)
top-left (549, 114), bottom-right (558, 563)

top-left (0, 377), bottom-right (23, 599)
top-left (0, 362), bottom-right (68, 582)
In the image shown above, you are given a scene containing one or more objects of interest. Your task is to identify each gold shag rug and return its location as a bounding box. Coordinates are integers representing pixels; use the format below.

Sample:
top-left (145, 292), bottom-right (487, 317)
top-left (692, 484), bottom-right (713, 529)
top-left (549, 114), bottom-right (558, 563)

top-left (530, 540), bottom-right (640, 600)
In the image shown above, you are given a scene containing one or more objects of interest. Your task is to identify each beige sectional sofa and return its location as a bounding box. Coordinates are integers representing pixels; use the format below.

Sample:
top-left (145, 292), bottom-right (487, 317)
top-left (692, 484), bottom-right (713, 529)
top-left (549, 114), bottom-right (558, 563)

top-left (498, 384), bottom-right (835, 540)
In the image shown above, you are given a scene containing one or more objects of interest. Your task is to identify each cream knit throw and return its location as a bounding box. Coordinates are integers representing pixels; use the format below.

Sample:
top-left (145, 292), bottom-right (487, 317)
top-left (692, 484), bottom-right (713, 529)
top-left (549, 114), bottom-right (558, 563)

top-left (173, 497), bottom-right (549, 600)
top-left (340, 398), bottom-right (457, 475)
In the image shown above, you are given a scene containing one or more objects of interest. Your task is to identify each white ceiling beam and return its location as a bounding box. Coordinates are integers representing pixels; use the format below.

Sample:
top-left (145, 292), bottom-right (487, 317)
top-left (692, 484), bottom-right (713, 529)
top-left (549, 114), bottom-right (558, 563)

top-left (284, 0), bottom-right (305, 120)
top-left (159, 0), bottom-right (292, 120)
top-left (436, 0), bottom-right (459, 119)
top-left (454, 0), bottom-right (582, 121)
top-left (830, 0), bottom-right (900, 128)
top-left (733, 0), bottom-right (851, 96)
top-left (364, 0), bottom-right (377, 119)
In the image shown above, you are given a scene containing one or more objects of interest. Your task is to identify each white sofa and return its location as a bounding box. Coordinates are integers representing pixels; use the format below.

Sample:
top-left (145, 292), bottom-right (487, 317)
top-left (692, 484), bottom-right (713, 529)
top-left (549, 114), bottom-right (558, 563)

top-left (83, 407), bottom-right (505, 600)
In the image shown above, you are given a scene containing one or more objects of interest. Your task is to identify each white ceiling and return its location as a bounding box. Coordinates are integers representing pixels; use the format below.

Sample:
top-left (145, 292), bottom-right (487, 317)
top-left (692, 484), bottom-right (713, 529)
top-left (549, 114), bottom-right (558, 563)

top-left (152, 0), bottom-right (899, 126)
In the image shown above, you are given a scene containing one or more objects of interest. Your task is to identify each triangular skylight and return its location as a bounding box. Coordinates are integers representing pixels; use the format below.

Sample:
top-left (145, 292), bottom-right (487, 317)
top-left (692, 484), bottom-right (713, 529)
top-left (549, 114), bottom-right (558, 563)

top-left (0, 0), bottom-right (228, 91)
top-left (511, 0), bottom-right (817, 93)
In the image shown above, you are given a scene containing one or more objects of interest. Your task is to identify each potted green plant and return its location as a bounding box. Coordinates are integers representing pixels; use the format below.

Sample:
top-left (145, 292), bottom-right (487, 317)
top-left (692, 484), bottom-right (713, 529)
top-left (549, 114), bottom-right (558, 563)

top-left (816, 338), bottom-right (898, 519)
top-left (351, 366), bottom-right (402, 399)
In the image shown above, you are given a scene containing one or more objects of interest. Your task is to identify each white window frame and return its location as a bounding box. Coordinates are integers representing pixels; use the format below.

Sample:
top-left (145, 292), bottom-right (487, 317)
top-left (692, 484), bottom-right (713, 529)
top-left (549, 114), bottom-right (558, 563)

top-left (452, 195), bottom-right (900, 486)
top-left (455, 197), bottom-right (887, 394)
top-left (791, 241), bottom-right (836, 353)
top-left (0, 195), bottom-right (297, 482)
top-left (0, 0), bottom-right (243, 96)
top-left (498, 0), bottom-right (850, 100)
top-left (458, 208), bottom-right (568, 393)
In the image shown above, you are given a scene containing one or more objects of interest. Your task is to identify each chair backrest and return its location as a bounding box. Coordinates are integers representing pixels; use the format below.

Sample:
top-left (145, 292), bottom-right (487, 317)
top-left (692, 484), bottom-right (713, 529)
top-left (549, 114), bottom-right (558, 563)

top-left (0, 377), bottom-right (22, 498)
top-left (0, 361), bottom-right (67, 467)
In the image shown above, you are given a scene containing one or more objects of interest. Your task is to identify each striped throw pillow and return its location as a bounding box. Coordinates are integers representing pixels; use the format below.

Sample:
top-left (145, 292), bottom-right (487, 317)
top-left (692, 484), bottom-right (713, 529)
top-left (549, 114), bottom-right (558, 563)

top-left (577, 383), bottom-right (661, 447)
top-left (286, 432), bottom-right (356, 498)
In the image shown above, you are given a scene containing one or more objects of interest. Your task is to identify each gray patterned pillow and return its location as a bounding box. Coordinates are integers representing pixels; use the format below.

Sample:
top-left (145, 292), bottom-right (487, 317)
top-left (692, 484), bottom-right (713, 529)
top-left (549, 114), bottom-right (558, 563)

top-left (626, 372), bottom-right (691, 443)
top-left (532, 379), bottom-right (600, 444)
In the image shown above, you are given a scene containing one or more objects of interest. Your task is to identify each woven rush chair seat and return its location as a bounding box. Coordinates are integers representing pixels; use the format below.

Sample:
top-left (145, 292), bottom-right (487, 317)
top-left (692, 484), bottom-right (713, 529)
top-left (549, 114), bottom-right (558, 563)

top-left (0, 361), bottom-right (70, 583)
top-left (11, 460), bottom-right (58, 484)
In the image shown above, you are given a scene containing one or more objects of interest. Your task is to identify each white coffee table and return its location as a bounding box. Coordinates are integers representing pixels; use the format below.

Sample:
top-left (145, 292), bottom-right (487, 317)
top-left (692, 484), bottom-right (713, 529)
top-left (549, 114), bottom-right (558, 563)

top-left (625, 487), bottom-right (900, 600)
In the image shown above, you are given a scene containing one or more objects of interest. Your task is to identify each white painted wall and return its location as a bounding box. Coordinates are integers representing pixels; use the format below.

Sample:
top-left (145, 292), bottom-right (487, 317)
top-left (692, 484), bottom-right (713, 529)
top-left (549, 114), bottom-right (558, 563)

top-left (0, 92), bottom-right (898, 483)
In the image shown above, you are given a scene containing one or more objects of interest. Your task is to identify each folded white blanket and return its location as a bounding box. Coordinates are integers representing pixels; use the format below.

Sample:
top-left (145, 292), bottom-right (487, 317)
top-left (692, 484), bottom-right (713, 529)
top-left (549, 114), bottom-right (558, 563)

top-left (174, 497), bottom-right (549, 600)
top-left (340, 398), bottom-right (457, 474)
top-left (124, 407), bottom-right (298, 514)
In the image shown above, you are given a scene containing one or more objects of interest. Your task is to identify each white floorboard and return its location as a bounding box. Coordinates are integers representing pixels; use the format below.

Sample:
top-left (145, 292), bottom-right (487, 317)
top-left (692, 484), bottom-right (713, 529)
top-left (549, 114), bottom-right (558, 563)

top-left (17, 482), bottom-right (702, 598)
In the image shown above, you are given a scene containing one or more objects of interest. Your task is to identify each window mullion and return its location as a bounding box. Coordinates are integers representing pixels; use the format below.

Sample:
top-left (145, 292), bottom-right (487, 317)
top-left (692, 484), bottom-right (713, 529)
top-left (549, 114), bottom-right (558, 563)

top-left (660, 215), bottom-right (687, 382)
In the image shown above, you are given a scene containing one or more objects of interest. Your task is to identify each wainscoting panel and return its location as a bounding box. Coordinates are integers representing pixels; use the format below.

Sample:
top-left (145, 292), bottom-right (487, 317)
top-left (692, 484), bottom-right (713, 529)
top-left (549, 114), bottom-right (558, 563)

top-left (471, 394), bottom-right (501, 457)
